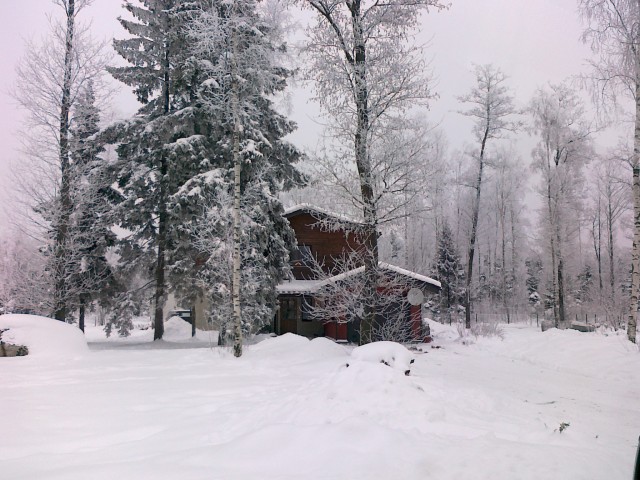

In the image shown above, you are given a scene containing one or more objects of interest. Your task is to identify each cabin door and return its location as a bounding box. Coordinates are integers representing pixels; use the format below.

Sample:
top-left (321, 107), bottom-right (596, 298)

top-left (280, 297), bottom-right (300, 334)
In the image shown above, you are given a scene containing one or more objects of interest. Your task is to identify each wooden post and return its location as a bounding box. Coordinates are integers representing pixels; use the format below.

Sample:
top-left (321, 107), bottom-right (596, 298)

top-left (191, 306), bottom-right (196, 338)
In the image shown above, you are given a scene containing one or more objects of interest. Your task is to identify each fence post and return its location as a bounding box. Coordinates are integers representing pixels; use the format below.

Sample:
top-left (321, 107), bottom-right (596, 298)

top-left (475, 313), bottom-right (477, 324)
top-left (536, 313), bottom-right (539, 327)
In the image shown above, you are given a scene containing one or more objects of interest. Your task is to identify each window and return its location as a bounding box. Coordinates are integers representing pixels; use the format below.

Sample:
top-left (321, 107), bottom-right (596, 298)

top-left (292, 245), bottom-right (313, 265)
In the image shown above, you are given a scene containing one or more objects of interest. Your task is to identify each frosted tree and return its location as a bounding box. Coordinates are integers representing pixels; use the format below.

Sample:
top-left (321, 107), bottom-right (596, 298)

top-left (529, 83), bottom-right (593, 327)
top-left (435, 221), bottom-right (464, 321)
top-left (579, 0), bottom-right (640, 341)
top-left (486, 147), bottom-right (526, 320)
top-left (186, 169), bottom-right (296, 346)
top-left (588, 155), bottom-right (630, 303)
top-left (298, 0), bottom-right (446, 344)
top-left (66, 83), bottom-right (118, 332)
top-left (178, 0), bottom-right (303, 356)
top-left (106, 0), bottom-right (202, 339)
top-left (458, 64), bottom-right (519, 329)
top-left (12, 0), bottom-right (110, 321)
top-left (0, 235), bottom-right (49, 315)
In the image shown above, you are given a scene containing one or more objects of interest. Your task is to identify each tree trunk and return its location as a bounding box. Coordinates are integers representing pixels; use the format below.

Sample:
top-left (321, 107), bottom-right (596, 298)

top-left (629, 84), bottom-right (640, 342)
top-left (351, 2), bottom-right (378, 345)
top-left (607, 197), bottom-right (615, 297)
top-left (547, 180), bottom-right (559, 327)
top-left (594, 196), bottom-right (603, 292)
top-left (153, 191), bottom-right (167, 341)
top-left (500, 193), bottom-right (509, 323)
top-left (231, 23), bottom-right (243, 357)
top-left (53, 0), bottom-right (76, 322)
top-left (152, 36), bottom-right (172, 341)
top-left (555, 210), bottom-right (566, 325)
top-left (79, 293), bottom-right (86, 333)
top-left (465, 127), bottom-right (489, 329)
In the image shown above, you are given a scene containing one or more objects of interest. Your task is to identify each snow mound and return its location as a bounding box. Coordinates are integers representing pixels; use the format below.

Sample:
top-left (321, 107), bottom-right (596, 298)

top-left (249, 332), bottom-right (310, 355)
top-left (0, 314), bottom-right (88, 359)
top-left (163, 316), bottom-right (196, 341)
top-left (350, 341), bottom-right (415, 375)
top-left (306, 337), bottom-right (349, 359)
top-left (248, 333), bottom-right (348, 364)
top-left (427, 318), bottom-right (460, 341)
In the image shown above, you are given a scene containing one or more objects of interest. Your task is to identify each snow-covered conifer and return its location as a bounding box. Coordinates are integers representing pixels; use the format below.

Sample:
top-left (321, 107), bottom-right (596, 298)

top-left (178, 0), bottom-right (303, 355)
top-left (435, 222), bottom-right (465, 319)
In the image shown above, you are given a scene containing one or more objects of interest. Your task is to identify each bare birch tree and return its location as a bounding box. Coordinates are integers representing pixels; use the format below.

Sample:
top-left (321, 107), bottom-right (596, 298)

top-left (579, 0), bottom-right (640, 342)
top-left (458, 64), bottom-right (518, 329)
top-left (298, 0), bottom-right (445, 344)
top-left (12, 0), bottom-right (110, 322)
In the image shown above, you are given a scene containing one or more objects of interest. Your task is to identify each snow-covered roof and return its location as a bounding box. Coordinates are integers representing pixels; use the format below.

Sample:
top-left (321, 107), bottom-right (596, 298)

top-left (277, 262), bottom-right (440, 294)
top-left (284, 204), bottom-right (364, 227)
top-left (380, 263), bottom-right (441, 289)
top-left (276, 279), bottom-right (323, 295)
top-left (320, 262), bottom-right (440, 289)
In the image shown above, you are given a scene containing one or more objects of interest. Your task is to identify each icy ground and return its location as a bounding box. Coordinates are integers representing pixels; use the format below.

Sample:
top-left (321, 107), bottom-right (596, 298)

top-left (1, 315), bottom-right (639, 480)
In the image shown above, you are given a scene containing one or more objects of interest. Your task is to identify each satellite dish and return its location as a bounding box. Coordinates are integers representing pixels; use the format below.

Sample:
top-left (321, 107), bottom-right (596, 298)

top-left (407, 288), bottom-right (424, 306)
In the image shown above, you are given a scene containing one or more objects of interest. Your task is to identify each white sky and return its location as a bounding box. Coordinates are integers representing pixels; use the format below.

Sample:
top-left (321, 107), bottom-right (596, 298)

top-left (0, 0), bottom-right (621, 232)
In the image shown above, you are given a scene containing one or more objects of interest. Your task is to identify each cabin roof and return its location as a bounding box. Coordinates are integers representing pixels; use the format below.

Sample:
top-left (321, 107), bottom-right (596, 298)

top-left (277, 261), bottom-right (441, 295)
top-left (284, 204), bottom-right (364, 229)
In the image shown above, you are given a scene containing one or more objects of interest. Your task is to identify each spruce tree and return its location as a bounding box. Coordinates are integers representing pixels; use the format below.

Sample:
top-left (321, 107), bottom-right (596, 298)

top-left (435, 222), bottom-right (465, 318)
top-left (67, 82), bottom-right (118, 332)
top-left (106, 0), bottom-right (204, 339)
top-left (177, 0), bottom-right (303, 355)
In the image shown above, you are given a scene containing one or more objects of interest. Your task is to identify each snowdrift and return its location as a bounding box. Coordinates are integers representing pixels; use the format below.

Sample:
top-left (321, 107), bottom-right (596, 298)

top-left (350, 340), bottom-right (415, 374)
top-left (0, 314), bottom-right (88, 359)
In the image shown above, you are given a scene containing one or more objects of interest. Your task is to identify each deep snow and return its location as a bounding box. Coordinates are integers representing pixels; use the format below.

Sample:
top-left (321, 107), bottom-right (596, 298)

top-left (1, 314), bottom-right (639, 479)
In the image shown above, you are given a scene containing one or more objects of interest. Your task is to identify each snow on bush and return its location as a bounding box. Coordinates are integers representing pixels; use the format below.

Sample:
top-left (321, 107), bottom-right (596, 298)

top-left (350, 341), bottom-right (415, 375)
top-left (0, 314), bottom-right (88, 359)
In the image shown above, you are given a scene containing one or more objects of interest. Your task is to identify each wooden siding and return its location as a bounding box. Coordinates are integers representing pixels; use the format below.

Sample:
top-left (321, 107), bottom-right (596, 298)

top-left (286, 212), bottom-right (364, 280)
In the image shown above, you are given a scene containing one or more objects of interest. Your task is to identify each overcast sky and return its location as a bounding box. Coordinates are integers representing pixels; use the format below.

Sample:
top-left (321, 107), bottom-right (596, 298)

top-left (0, 0), bottom-right (613, 231)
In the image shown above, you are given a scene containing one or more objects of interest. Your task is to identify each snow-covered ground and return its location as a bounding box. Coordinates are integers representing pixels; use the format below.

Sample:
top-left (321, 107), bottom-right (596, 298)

top-left (1, 314), bottom-right (639, 479)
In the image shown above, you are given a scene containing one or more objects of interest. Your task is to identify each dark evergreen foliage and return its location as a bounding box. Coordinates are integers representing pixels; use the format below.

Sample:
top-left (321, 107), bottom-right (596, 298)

top-left (435, 222), bottom-right (465, 314)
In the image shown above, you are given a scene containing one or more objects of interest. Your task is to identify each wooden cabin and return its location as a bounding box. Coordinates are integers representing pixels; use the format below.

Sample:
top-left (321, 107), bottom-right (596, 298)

top-left (273, 205), bottom-right (441, 343)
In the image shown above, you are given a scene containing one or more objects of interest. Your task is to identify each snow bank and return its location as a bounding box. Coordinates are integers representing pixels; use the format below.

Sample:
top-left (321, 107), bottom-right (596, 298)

top-left (0, 314), bottom-right (88, 359)
top-left (248, 333), bottom-right (348, 364)
top-left (163, 316), bottom-right (197, 341)
top-left (350, 340), bottom-right (415, 374)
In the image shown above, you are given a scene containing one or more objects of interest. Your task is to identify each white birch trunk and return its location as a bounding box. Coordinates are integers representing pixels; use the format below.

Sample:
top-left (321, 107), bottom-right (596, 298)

top-left (231, 24), bottom-right (243, 357)
top-left (54, 0), bottom-right (76, 322)
top-left (628, 81), bottom-right (640, 343)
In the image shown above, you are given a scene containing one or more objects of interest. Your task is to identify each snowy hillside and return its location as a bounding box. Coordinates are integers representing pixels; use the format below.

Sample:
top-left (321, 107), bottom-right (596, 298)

top-left (1, 316), bottom-right (639, 479)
